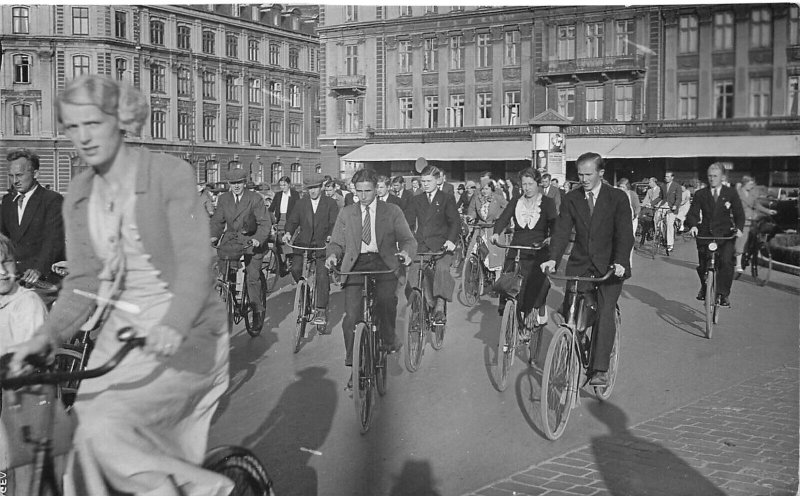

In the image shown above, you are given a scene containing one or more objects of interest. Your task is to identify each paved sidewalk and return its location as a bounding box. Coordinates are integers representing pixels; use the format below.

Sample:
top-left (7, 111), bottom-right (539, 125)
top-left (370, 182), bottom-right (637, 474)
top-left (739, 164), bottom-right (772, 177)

top-left (465, 365), bottom-right (798, 496)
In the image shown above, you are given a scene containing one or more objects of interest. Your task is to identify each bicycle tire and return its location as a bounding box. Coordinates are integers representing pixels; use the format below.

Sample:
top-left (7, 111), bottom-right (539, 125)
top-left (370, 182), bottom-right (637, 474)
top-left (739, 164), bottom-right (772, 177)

top-left (54, 343), bottom-right (88, 408)
top-left (241, 282), bottom-right (261, 338)
top-left (223, 284), bottom-right (235, 334)
top-left (594, 308), bottom-right (621, 400)
top-left (202, 445), bottom-right (275, 496)
top-left (376, 327), bottom-right (388, 397)
top-left (352, 322), bottom-right (375, 434)
top-left (459, 255), bottom-right (481, 307)
top-left (405, 289), bottom-right (425, 373)
top-left (704, 270), bottom-right (714, 339)
top-left (540, 325), bottom-right (577, 441)
top-left (754, 238), bottom-right (771, 286)
top-left (528, 321), bottom-right (545, 368)
top-left (292, 281), bottom-right (308, 353)
top-left (430, 300), bottom-right (446, 351)
top-left (494, 300), bottom-right (517, 392)
top-left (262, 248), bottom-right (278, 292)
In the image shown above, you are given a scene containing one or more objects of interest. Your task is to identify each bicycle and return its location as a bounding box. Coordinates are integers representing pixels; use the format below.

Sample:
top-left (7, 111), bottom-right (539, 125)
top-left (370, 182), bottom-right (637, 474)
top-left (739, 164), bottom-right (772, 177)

top-left (451, 215), bottom-right (471, 273)
top-left (459, 223), bottom-right (501, 307)
top-left (284, 241), bottom-right (329, 353)
top-left (261, 225), bottom-right (285, 293)
top-left (490, 240), bottom-right (546, 392)
top-left (639, 205), bottom-right (671, 258)
top-left (694, 234), bottom-right (737, 339)
top-left (0, 328), bottom-right (274, 496)
top-left (740, 217), bottom-right (773, 286)
top-left (406, 251), bottom-right (449, 373)
top-left (330, 265), bottom-right (397, 433)
top-left (540, 269), bottom-right (621, 440)
top-left (216, 241), bottom-right (268, 337)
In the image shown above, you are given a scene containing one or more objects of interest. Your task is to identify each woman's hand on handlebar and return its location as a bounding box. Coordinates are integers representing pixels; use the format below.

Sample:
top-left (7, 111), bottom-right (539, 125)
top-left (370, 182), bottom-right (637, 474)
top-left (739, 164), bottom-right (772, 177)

top-left (5, 334), bottom-right (52, 376)
top-left (144, 324), bottom-right (184, 357)
top-left (540, 260), bottom-right (556, 274)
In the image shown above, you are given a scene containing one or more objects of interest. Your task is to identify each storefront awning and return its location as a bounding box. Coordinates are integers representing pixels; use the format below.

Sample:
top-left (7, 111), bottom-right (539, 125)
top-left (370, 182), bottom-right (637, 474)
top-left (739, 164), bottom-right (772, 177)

top-left (569, 135), bottom-right (799, 159)
top-left (341, 140), bottom-right (533, 162)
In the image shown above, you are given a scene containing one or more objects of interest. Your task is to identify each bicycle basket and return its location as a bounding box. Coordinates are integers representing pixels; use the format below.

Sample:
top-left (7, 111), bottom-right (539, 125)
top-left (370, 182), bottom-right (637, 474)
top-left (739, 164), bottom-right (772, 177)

top-left (493, 271), bottom-right (523, 297)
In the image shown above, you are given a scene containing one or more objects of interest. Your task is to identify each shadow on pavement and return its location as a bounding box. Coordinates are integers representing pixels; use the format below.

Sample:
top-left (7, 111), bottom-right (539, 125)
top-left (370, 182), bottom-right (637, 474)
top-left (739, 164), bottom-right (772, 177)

top-left (622, 284), bottom-right (706, 338)
top-left (588, 401), bottom-right (726, 496)
top-left (388, 459), bottom-right (442, 496)
top-left (242, 366), bottom-right (337, 496)
top-left (658, 255), bottom-right (701, 271)
top-left (264, 285), bottom-right (296, 332)
top-left (212, 330), bottom-right (271, 422)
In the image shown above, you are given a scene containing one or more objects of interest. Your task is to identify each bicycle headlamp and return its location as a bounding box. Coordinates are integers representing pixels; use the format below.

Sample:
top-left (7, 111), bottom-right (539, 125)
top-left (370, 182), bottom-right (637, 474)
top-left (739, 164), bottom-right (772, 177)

top-left (708, 242), bottom-right (718, 252)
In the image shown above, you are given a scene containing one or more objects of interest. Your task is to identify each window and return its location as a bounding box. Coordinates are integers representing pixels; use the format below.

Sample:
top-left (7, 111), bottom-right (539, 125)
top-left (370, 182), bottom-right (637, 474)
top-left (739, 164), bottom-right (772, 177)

top-left (476, 92), bottom-right (492, 126)
top-left (399, 40), bottom-right (412, 73)
top-left (202, 30), bottom-right (215, 54)
top-left (586, 86), bottom-right (604, 121)
top-left (248, 39), bottom-right (259, 61)
top-left (151, 110), bottom-right (166, 139)
top-left (791, 6), bottom-right (799, 46)
top-left (290, 163), bottom-right (302, 183)
top-left (271, 162), bottom-right (283, 183)
top-left (585, 22), bottom-right (604, 58)
top-left (678, 15), bottom-right (698, 54)
top-left (13, 55), bottom-right (30, 83)
top-left (289, 84), bottom-right (300, 108)
top-left (425, 6), bottom-right (437, 14)
top-left (269, 81), bottom-right (282, 106)
top-left (249, 120), bottom-right (261, 145)
top-left (557, 25), bottom-right (576, 60)
top-left (400, 6), bottom-right (412, 17)
top-left (678, 81), bottom-right (698, 120)
top-left (310, 49), bottom-right (318, 72)
top-left (750, 8), bottom-right (771, 48)
top-left (346, 5), bottom-right (358, 22)
top-left (150, 19), bottom-right (164, 45)
top-left (424, 38), bottom-right (438, 72)
top-left (289, 123), bottom-right (301, 147)
top-left (269, 43), bottom-right (280, 65)
top-left (616, 19), bottom-right (634, 55)
top-left (476, 33), bottom-right (492, 68)
top-left (714, 80), bottom-right (734, 118)
top-left (13, 105), bottom-right (31, 135)
top-left (344, 98), bottom-right (361, 132)
top-left (750, 77), bottom-right (771, 117)
top-left (177, 25), bottom-right (191, 50)
top-left (289, 47), bottom-right (299, 69)
top-left (449, 35), bottom-right (464, 70)
top-left (202, 72), bottom-right (215, 99)
top-left (345, 45), bottom-right (358, 75)
top-left (789, 76), bottom-right (799, 116)
top-left (270, 121), bottom-right (282, 145)
top-left (557, 87), bottom-right (575, 120)
top-left (12, 7), bottom-right (29, 34)
top-left (178, 113), bottom-right (192, 141)
top-left (505, 31), bottom-right (520, 66)
top-left (447, 94), bottom-right (464, 127)
top-left (615, 84), bottom-right (633, 121)
top-left (424, 95), bottom-right (439, 128)
top-left (226, 117), bottom-right (239, 143)
top-left (177, 68), bottom-right (191, 96)
top-left (73, 7), bottom-right (89, 35)
top-left (73, 55), bottom-right (90, 79)
top-left (203, 115), bottom-right (216, 141)
top-left (713, 12), bottom-right (734, 50)
top-left (151, 64), bottom-right (166, 93)
top-left (115, 58), bottom-right (127, 81)
top-left (399, 97), bottom-right (413, 128)
top-left (226, 75), bottom-right (240, 102)
top-left (249, 78), bottom-right (262, 105)
top-left (503, 91), bottom-right (520, 125)
top-left (226, 34), bottom-right (238, 58)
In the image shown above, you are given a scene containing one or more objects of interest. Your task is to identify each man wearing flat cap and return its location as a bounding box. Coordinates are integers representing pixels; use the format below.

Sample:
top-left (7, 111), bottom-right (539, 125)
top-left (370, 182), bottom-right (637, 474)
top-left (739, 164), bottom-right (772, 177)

top-left (283, 173), bottom-right (339, 326)
top-left (210, 168), bottom-right (272, 332)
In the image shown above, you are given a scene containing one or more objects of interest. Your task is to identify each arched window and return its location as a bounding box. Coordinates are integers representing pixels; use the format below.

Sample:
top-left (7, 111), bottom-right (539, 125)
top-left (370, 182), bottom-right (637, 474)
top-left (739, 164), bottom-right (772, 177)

top-left (271, 162), bottom-right (282, 184)
top-left (290, 163), bottom-right (302, 184)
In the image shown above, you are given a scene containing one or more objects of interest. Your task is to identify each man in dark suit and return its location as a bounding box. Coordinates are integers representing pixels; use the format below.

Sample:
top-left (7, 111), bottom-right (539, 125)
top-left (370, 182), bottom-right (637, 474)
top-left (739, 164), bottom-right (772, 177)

top-left (658, 171), bottom-right (682, 250)
top-left (390, 175), bottom-right (411, 211)
top-left (541, 152), bottom-right (634, 387)
top-left (283, 173), bottom-right (339, 326)
top-left (405, 164), bottom-right (460, 323)
top-left (437, 172), bottom-right (456, 197)
top-left (685, 162), bottom-right (745, 308)
top-left (326, 168), bottom-right (417, 388)
top-left (210, 168), bottom-right (272, 332)
top-left (541, 173), bottom-right (562, 213)
top-left (268, 176), bottom-right (299, 276)
top-left (1, 149), bottom-right (65, 294)
top-left (376, 175), bottom-right (404, 208)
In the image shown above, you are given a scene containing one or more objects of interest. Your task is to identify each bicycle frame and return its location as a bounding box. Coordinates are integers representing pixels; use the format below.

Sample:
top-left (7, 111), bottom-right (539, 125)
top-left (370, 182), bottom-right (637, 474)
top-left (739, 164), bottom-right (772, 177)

top-left (284, 242), bottom-right (327, 311)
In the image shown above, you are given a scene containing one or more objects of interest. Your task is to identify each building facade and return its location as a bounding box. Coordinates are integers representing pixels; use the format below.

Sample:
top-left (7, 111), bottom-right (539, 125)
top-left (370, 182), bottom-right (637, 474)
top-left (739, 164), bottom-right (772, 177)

top-left (0, 4), bottom-right (321, 193)
top-left (319, 4), bottom-right (799, 187)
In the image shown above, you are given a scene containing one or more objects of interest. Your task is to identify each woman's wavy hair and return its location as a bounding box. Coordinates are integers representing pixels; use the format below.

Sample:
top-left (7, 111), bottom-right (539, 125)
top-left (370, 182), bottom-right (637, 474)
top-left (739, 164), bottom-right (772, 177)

top-left (518, 167), bottom-right (542, 184)
top-left (56, 75), bottom-right (149, 135)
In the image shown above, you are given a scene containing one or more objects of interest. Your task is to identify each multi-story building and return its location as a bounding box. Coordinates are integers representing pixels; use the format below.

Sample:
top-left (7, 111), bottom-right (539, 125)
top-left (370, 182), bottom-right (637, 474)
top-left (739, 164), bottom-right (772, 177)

top-left (0, 4), bottom-right (321, 193)
top-left (319, 4), bottom-right (799, 186)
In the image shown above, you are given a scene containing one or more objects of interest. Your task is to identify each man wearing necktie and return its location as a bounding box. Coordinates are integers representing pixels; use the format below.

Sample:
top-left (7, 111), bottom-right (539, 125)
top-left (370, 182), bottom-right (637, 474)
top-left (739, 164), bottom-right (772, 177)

top-left (685, 162), bottom-right (745, 308)
top-left (541, 152), bottom-right (634, 387)
top-left (326, 168), bottom-right (416, 389)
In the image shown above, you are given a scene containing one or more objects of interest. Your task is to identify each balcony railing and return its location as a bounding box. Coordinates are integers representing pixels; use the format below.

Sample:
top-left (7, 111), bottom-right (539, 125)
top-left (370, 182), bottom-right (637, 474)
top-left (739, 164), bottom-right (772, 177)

top-left (644, 116), bottom-right (800, 135)
top-left (542, 54), bottom-right (646, 76)
top-left (366, 125), bottom-right (531, 143)
top-left (329, 74), bottom-right (366, 91)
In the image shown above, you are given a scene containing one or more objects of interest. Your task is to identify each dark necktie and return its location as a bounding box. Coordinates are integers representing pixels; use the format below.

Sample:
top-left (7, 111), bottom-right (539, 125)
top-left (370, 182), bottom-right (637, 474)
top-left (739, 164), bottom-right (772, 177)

top-left (362, 206), bottom-right (371, 245)
top-left (587, 191), bottom-right (595, 216)
top-left (712, 188), bottom-right (719, 202)
top-left (15, 194), bottom-right (24, 223)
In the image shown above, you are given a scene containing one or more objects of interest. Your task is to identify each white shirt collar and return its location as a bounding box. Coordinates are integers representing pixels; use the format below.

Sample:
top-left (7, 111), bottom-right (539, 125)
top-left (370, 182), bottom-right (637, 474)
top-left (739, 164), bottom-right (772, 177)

top-left (587, 182), bottom-right (602, 199)
top-left (16, 184), bottom-right (38, 202)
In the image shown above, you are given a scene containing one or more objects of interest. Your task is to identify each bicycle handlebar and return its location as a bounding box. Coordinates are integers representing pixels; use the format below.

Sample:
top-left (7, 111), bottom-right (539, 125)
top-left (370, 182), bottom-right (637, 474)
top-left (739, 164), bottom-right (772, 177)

top-left (492, 240), bottom-right (546, 251)
top-left (415, 250), bottom-right (449, 258)
top-left (284, 242), bottom-right (326, 251)
top-left (694, 234), bottom-right (737, 241)
top-left (0, 328), bottom-right (145, 389)
top-left (329, 267), bottom-right (396, 276)
top-left (16, 275), bottom-right (59, 294)
top-left (545, 268), bottom-right (615, 283)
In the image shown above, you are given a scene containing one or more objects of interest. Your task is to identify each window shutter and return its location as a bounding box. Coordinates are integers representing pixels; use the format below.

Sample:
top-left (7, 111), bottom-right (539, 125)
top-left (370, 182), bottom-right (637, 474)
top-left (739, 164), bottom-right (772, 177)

top-left (337, 98), bottom-right (345, 133)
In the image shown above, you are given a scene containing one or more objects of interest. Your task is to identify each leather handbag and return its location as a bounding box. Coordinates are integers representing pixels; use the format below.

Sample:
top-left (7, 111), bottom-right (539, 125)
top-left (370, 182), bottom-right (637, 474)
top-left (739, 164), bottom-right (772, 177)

top-left (493, 271), bottom-right (523, 298)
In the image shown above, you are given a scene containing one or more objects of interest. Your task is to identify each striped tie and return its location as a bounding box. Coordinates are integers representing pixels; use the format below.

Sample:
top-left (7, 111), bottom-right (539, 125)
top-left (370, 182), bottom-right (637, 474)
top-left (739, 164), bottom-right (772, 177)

top-left (362, 206), bottom-right (371, 245)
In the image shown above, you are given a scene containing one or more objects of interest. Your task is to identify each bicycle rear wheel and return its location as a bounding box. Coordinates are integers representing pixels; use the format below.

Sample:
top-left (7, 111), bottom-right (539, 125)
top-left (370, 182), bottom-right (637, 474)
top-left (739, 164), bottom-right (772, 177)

top-left (292, 281), bottom-right (308, 353)
top-left (430, 300), bottom-right (446, 351)
top-left (541, 325), bottom-right (577, 441)
top-left (353, 322), bottom-right (376, 434)
top-left (753, 238), bottom-right (772, 287)
top-left (459, 255), bottom-right (482, 307)
top-left (704, 270), bottom-right (714, 339)
top-left (405, 289), bottom-right (425, 373)
top-left (595, 308), bottom-right (621, 400)
top-left (494, 300), bottom-right (517, 392)
top-left (376, 330), bottom-right (388, 397)
top-left (202, 445), bottom-right (274, 496)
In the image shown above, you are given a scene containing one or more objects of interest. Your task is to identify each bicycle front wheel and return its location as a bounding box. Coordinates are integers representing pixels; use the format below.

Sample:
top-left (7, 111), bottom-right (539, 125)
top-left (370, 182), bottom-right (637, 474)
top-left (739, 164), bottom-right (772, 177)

top-left (541, 325), bottom-right (577, 440)
top-left (754, 238), bottom-right (772, 286)
top-left (242, 284), bottom-right (261, 338)
top-left (430, 300), bottom-right (446, 351)
top-left (595, 308), bottom-right (621, 400)
top-left (292, 281), bottom-right (308, 353)
top-left (459, 255), bottom-right (481, 307)
top-left (202, 445), bottom-right (274, 496)
top-left (376, 328), bottom-right (388, 397)
top-left (494, 300), bottom-right (517, 392)
top-left (405, 289), bottom-right (425, 373)
top-left (704, 270), bottom-right (715, 339)
top-left (262, 248), bottom-right (279, 292)
top-left (353, 322), bottom-right (376, 434)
